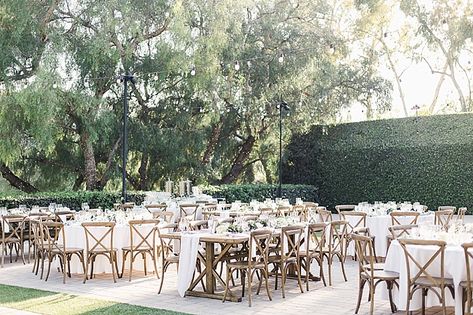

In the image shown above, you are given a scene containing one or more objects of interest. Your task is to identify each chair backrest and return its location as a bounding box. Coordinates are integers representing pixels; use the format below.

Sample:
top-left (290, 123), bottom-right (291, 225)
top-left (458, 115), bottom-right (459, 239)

top-left (189, 220), bottom-right (208, 231)
top-left (81, 222), bottom-right (115, 253)
top-left (156, 223), bottom-right (179, 256)
top-left (40, 221), bottom-right (65, 253)
top-left (306, 223), bottom-right (326, 256)
top-left (434, 210), bottom-right (454, 228)
top-left (303, 202), bottom-right (318, 209)
top-left (438, 206), bottom-right (456, 212)
top-left (316, 207), bottom-right (332, 223)
top-left (335, 205), bottom-right (356, 215)
top-left (457, 207), bottom-right (467, 223)
top-left (152, 211), bottom-right (174, 223)
top-left (259, 207), bottom-right (273, 215)
top-left (340, 211), bottom-right (366, 233)
top-left (352, 233), bottom-right (376, 279)
top-left (328, 220), bottom-right (348, 255)
top-left (54, 211), bottom-right (75, 222)
top-left (128, 219), bottom-right (159, 250)
top-left (388, 224), bottom-right (418, 239)
top-left (277, 206), bottom-right (291, 217)
top-left (281, 225), bottom-right (304, 261)
top-left (398, 239), bottom-right (447, 290)
top-left (390, 211), bottom-right (420, 226)
top-left (292, 205), bottom-right (306, 219)
top-left (204, 204), bottom-right (217, 212)
top-left (462, 242), bottom-right (473, 311)
top-left (2, 215), bottom-right (26, 242)
top-left (179, 204), bottom-right (199, 220)
top-left (248, 229), bottom-right (272, 267)
top-left (241, 215), bottom-right (258, 222)
top-left (145, 204), bottom-right (167, 212)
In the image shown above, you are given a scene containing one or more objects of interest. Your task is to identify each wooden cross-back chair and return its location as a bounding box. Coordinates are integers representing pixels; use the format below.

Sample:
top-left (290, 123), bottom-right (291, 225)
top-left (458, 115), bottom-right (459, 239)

top-left (145, 204), bottom-right (167, 212)
top-left (270, 225), bottom-right (304, 298)
top-left (398, 239), bottom-right (454, 315)
top-left (352, 234), bottom-right (398, 315)
top-left (438, 206), bottom-right (456, 212)
top-left (202, 204), bottom-right (218, 220)
top-left (122, 219), bottom-right (159, 281)
top-left (316, 207), bottom-right (332, 223)
top-left (152, 210), bottom-right (174, 223)
top-left (259, 207), bottom-right (274, 216)
top-left (291, 205), bottom-right (306, 220)
top-left (82, 222), bottom-right (119, 283)
top-left (390, 211), bottom-right (420, 226)
top-left (179, 204), bottom-right (199, 220)
top-left (388, 224), bottom-right (418, 240)
top-left (223, 229), bottom-right (273, 307)
top-left (41, 221), bottom-right (85, 283)
top-left (1, 215), bottom-right (27, 267)
top-left (54, 210), bottom-right (75, 223)
top-left (461, 242), bottom-right (473, 315)
top-left (27, 213), bottom-right (52, 263)
top-left (335, 204), bottom-right (356, 215)
top-left (300, 223), bottom-right (326, 289)
top-left (189, 220), bottom-right (208, 231)
top-left (457, 207), bottom-right (468, 223)
top-left (323, 220), bottom-right (348, 286)
top-left (435, 210), bottom-right (454, 229)
top-left (157, 223), bottom-right (180, 294)
top-left (353, 227), bottom-right (382, 268)
top-left (340, 211), bottom-right (367, 261)
top-left (276, 206), bottom-right (291, 217)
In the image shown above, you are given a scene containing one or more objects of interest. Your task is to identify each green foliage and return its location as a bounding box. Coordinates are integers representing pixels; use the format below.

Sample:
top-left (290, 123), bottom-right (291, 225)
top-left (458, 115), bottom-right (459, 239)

top-left (283, 113), bottom-right (473, 212)
top-left (204, 184), bottom-right (318, 204)
top-left (0, 191), bottom-right (145, 210)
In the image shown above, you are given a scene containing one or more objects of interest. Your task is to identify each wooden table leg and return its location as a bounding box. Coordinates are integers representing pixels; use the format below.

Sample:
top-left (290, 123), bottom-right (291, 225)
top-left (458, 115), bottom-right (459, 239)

top-left (205, 241), bottom-right (215, 294)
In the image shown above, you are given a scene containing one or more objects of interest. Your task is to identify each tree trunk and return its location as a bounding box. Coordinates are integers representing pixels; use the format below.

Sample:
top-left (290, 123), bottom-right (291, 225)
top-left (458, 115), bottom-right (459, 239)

top-left (138, 153), bottom-right (149, 190)
top-left (428, 61), bottom-right (448, 114)
top-left (220, 135), bottom-right (256, 184)
top-left (260, 158), bottom-right (273, 184)
top-left (202, 119), bottom-right (223, 165)
top-left (80, 131), bottom-right (97, 190)
top-left (0, 163), bottom-right (38, 193)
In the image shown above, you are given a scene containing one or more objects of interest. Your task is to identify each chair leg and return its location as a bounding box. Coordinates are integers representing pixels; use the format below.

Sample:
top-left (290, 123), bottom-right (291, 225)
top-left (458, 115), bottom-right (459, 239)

top-left (142, 252), bottom-right (147, 276)
top-left (152, 252), bottom-right (159, 280)
top-left (110, 253), bottom-right (117, 283)
top-left (305, 256), bottom-right (310, 291)
top-left (62, 253), bottom-right (67, 284)
top-left (282, 264), bottom-right (287, 298)
top-left (158, 262), bottom-right (166, 294)
top-left (296, 262), bottom-right (304, 293)
top-left (387, 281), bottom-right (397, 313)
top-left (83, 255), bottom-right (89, 284)
top-left (223, 266), bottom-right (231, 303)
top-left (422, 288), bottom-right (427, 315)
top-left (274, 264), bottom-right (279, 290)
top-left (355, 278), bottom-right (366, 314)
top-left (369, 281), bottom-right (375, 315)
top-left (45, 255), bottom-right (52, 282)
top-left (339, 254), bottom-right (347, 282)
top-left (247, 268), bottom-right (252, 307)
top-left (264, 268), bottom-right (272, 301)
top-left (328, 255), bottom-right (333, 286)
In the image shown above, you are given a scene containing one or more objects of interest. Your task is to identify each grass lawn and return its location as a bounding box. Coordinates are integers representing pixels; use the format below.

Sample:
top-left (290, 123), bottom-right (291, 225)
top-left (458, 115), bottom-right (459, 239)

top-left (0, 284), bottom-right (189, 315)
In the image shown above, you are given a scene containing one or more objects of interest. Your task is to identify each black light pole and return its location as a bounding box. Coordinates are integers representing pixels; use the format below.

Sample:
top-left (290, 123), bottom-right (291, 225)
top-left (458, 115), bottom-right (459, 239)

top-left (121, 73), bottom-right (135, 203)
top-left (278, 101), bottom-right (290, 198)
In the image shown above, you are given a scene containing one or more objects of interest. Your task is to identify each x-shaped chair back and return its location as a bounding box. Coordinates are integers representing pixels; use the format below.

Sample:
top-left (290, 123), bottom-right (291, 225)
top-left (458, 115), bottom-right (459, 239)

top-left (457, 207), bottom-right (467, 223)
top-left (335, 205), bottom-right (356, 215)
top-left (316, 207), bottom-right (332, 223)
top-left (128, 219), bottom-right (159, 251)
top-left (248, 229), bottom-right (272, 266)
top-left (2, 215), bottom-right (26, 242)
top-left (189, 220), bottom-right (208, 231)
top-left (435, 210), bottom-right (454, 228)
top-left (82, 222), bottom-right (115, 253)
top-left (352, 233), bottom-right (375, 278)
top-left (277, 206), bottom-right (291, 217)
top-left (281, 225), bottom-right (304, 262)
top-left (389, 224), bottom-right (418, 239)
top-left (54, 211), bottom-right (75, 222)
top-left (179, 204), bottom-right (199, 220)
top-left (437, 206), bottom-right (456, 212)
top-left (398, 239), bottom-right (447, 291)
top-left (390, 211), bottom-right (420, 226)
top-left (259, 207), bottom-right (273, 215)
top-left (152, 211), bottom-right (174, 223)
top-left (145, 204), bottom-right (167, 212)
top-left (341, 211), bottom-right (366, 234)
top-left (307, 223), bottom-right (326, 256)
top-left (157, 223), bottom-right (178, 256)
top-left (40, 222), bottom-right (65, 253)
top-left (328, 220), bottom-right (348, 254)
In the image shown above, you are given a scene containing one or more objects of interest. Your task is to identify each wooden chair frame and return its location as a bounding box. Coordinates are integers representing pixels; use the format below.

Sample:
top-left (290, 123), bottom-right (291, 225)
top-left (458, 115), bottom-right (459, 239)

top-left (301, 223), bottom-right (326, 289)
top-left (435, 210), bottom-right (454, 229)
top-left (122, 219), bottom-right (159, 281)
top-left (316, 207), bottom-right (332, 223)
top-left (323, 220), bottom-right (348, 286)
top-left (462, 242), bottom-right (473, 315)
top-left (457, 207), bottom-right (467, 223)
top-left (390, 211), bottom-right (420, 226)
top-left (157, 223), bottom-right (179, 294)
top-left (82, 222), bottom-right (119, 283)
top-left (335, 204), bottom-right (356, 215)
top-left (179, 204), bottom-right (199, 220)
top-left (1, 215), bottom-right (27, 267)
top-left (398, 239), bottom-right (455, 315)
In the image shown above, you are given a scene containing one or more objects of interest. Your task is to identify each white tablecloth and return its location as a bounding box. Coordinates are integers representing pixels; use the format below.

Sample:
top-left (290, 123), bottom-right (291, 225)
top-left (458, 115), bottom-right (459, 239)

top-left (346, 213), bottom-right (434, 257)
top-left (60, 224), bottom-right (154, 274)
top-left (384, 240), bottom-right (465, 315)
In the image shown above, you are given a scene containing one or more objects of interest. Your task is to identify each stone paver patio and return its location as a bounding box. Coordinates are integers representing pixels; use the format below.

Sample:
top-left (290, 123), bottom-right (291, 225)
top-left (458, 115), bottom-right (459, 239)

top-left (0, 258), bottom-right (454, 315)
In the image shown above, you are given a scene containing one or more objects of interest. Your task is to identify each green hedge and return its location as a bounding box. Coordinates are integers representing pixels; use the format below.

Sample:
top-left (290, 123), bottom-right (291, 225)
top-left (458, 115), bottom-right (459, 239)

top-left (0, 191), bottom-right (145, 210)
top-left (204, 184), bottom-right (318, 204)
top-left (283, 113), bottom-right (473, 212)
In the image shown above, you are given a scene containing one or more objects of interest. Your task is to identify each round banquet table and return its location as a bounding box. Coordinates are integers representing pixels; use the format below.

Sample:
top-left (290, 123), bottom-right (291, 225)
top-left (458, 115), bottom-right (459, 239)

top-left (384, 240), bottom-right (465, 315)
top-left (345, 213), bottom-right (434, 257)
top-left (60, 224), bottom-right (155, 274)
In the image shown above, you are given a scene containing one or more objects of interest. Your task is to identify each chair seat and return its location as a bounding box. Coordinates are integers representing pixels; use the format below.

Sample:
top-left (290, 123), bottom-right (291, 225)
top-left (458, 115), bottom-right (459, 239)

top-left (122, 246), bottom-right (153, 252)
top-left (363, 263), bottom-right (385, 271)
top-left (460, 280), bottom-right (470, 288)
top-left (227, 260), bottom-right (265, 269)
top-left (89, 248), bottom-right (118, 253)
top-left (269, 255), bottom-right (296, 263)
top-left (361, 270), bottom-right (399, 280)
top-left (3, 237), bottom-right (21, 243)
top-left (52, 247), bottom-right (84, 254)
top-left (414, 276), bottom-right (454, 287)
top-left (165, 255), bottom-right (179, 263)
top-left (321, 247), bottom-right (341, 254)
top-left (299, 250), bottom-right (323, 258)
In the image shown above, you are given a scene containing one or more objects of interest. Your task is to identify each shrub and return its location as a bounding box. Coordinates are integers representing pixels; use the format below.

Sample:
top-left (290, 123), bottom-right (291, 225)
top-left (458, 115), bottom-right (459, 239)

top-left (0, 191), bottom-right (145, 210)
top-left (204, 184), bottom-right (318, 204)
top-left (283, 113), bottom-right (473, 213)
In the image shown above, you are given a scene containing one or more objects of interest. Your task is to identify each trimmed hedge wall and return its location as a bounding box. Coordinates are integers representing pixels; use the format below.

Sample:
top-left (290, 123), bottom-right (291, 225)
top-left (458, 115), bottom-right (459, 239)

top-left (204, 184), bottom-right (318, 204)
top-left (0, 191), bottom-right (145, 210)
top-left (283, 113), bottom-right (473, 212)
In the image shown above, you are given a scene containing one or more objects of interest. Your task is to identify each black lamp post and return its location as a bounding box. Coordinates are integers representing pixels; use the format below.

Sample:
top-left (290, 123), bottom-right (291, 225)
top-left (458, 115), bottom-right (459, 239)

top-left (278, 101), bottom-right (290, 198)
top-left (121, 73), bottom-right (135, 203)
